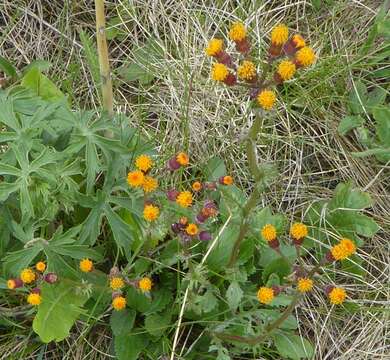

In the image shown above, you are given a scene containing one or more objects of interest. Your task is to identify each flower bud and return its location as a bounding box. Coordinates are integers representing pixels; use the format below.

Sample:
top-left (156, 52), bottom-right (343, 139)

top-left (325, 251), bottom-right (335, 263)
top-left (268, 238), bottom-right (280, 249)
top-left (44, 272), bottom-right (58, 284)
top-left (271, 285), bottom-right (282, 296)
top-left (167, 189), bottom-right (179, 201)
top-left (324, 285), bottom-right (335, 295)
top-left (112, 291), bottom-right (123, 299)
top-left (235, 38), bottom-right (251, 54)
top-left (168, 157), bottom-right (181, 171)
top-left (196, 213), bottom-right (208, 224)
top-left (199, 231), bottom-right (212, 241)
top-left (7, 278), bottom-right (23, 289)
top-left (171, 223), bottom-right (181, 233)
top-left (31, 287), bottom-right (41, 295)
top-left (109, 267), bottom-right (120, 277)
top-left (223, 73), bottom-right (237, 86)
top-left (215, 51), bottom-right (233, 68)
top-left (249, 88), bottom-right (260, 100)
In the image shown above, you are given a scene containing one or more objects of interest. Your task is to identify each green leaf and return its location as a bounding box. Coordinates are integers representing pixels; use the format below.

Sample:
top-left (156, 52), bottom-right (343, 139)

top-left (253, 207), bottom-right (286, 240)
top-left (205, 156), bottom-right (227, 181)
top-left (274, 332), bottom-right (314, 360)
top-left (32, 282), bottom-right (88, 342)
top-left (110, 309), bottom-right (136, 336)
top-left (79, 30), bottom-right (100, 88)
top-left (3, 246), bottom-right (42, 276)
top-left (144, 312), bottom-right (171, 338)
top-left (0, 56), bottom-right (17, 77)
top-left (115, 331), bottom-right (148, 360)
top-left (226, 281), bottom-right (243, 311)
top-left (329, 182), bottom-right (372, 210)
top-left (348, 81), bottom-right (368, 115)
top-left (262, 258), bottom-right (291, 283)
top-left (259, 245), bottom-right (297, 268)
top-left (21, 68), bottom-right (65, 102)
top-left (145, 287), bottom-right (172, 314)
top-left (126, 286), bottom-right (152, 313)
top-left (338, 115), bottom-right (364, 135)
top-left (374, 106), bottom-right (390, 145)
top-left (366, 87), bottom-right (387, 112)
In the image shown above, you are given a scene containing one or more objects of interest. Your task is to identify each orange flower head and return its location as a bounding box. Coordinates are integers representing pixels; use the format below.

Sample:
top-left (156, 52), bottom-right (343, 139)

top-left (36, 261), bottom-right (46, 272)
top-left (112, 296), bottom-right (126, 310)
top-left (229, 22), bottom-right (246, 42)
top-left (79, 258), bottom-right (93, 272)
top-left (135, 154), bottom-right (153, 172)
top-left (205, 38), bottom-right (224, 56)
top-left (297, 278), bottom-right (313, 293)
top-left (20, 268), bottom-right (36, 284)
top-left (271, 24), bottom-right (289, 45)
top-left (142, 176), bottom-right (158, 193)
top-left (261, 224), bottom-right (277, 242)
top-left (139, 277), bottom-right (153, 292)
top-left (257, 287), bottom-right (274, 304)
top-left (176, 152), bottom-right (189, 166)
top-left (143, 204), bottom-right (160, 222)
top-left (257, 90), bottom-right (276, 110)
top-left (328, 287), bottom-right (346, 305)
top-left (127, 170), bottom-right (145, 187)
top-left (110, 277), bottom-right (125, 290)
top-left (176, 191), bottom-right (193, 208)
top-left (27, 293), bottom-right (41, 306)
top-left (192, 181), bottom-right (202, 192)
top-left (186, 223), bottom-right (199, 236)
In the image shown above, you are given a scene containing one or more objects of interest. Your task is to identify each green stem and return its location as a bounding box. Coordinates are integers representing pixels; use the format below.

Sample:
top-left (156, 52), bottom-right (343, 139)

top-left (227, 115), bottom-right (264, 267)
top-left (95, 0), bottom-right (114, 131)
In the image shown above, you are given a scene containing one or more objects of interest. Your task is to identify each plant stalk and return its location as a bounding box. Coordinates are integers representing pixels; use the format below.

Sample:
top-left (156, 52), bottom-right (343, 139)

top-left (94, 0), bottom-right (114, 123)
top-left (227, 114), bottom-right (264, 267)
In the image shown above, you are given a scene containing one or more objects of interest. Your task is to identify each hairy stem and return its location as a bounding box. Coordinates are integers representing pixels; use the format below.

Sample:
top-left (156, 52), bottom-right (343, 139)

top-left (94, 0), bottom-right (114, 123)
top-left (228, 115), bottom-right (264, 267)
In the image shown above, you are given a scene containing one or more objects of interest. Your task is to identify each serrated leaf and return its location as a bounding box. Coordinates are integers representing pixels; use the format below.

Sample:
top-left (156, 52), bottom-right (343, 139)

top-left (144, 312), bottom-right (171, 338)
top-left (274, 332), bottom-right (314, 360)
top-left (32, 282), bottom-right (88, 343)
top-left (338, 115), bottom-right (364, 135)
top-left (126, 286), bottom-right (152, 313)
top-left (115, 331), bottom-right (148, 360)
top-left (197, 288), bottom-right (218, 313)
top-left (226, 281), bottom-right (243, 310)
top-left (262, 258), bottom-right (291, 283)
top-left (259, 245), bottom-right (297, 268)
top-left (110, 309), bottom-right (136, 336)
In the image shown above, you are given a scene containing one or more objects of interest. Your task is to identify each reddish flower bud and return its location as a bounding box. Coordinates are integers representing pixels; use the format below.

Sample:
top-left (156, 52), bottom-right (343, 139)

top-left (196, 213), bottom-right (208, 223)
top-left (171, 223), bottom-right (181, 233)
top-left (324, 285), bottom-right (335, 295)
top-left (269, 43), bottom-right (282, 57)
top-left (273, 72), bottom-right (283, 85)
top-left (268, 238), bottom-right (280, 249)
top-left (167, 189), bottom-right (179, 201)
top-left (199, 231), bottom-right (212, 241)
top-left (8, 278), bottom-right (23, 289)
top-left (44, 272), bottom-right (58, 284)
top-left (235, 38), bottom-right (251, 54)
top-left (223, 73), bottom-right (237, 86)
top-left (325, 251), bottom-right (335, 263)
top-left (204, 182), bottom-right (217, 191)
top-left (293, 237), bottom-right (304, 246)
top-left (216, 51), bottom-right (233, 68)
top-left (168, 158), bottom-right (180, 171)
top-left (31, 287), bottom-right (41, 295)
top-left (249, 88), bottom-right (260, 100)
top-left (271, 285), bottom-right (282, 296)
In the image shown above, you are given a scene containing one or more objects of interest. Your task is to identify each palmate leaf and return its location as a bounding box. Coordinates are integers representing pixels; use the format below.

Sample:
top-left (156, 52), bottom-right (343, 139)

top-left (32, 282), bottom-right (88, 343)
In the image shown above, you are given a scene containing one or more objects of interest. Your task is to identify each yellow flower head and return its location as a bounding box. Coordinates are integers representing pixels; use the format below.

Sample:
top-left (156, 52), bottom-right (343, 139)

top-left (143, 204), bottom-right (160, 222)
top-left (237, 60), bottom-right (256, 80)
top-left (139, 277), bottom-right (153, 292)
top-left (7, 279), bottom-right (16, 289)
top-left (331, 238), bottom-right (356, 261)
top-left (257, 90), bottom-right (276, 110)
top-left (127, 170), bottom-right (145, 187)
top-left (277, 60), bottom-right (296, 81)
top-left (257, 287), bottom-right (274, 304)
top-left (186, 223), bottom-right (199, 236)
top-left (27, 293), bottom-right (41, 306)
top-left (135, 154), bottom-right (153, 172)
top-left (20, 268), bottom-right (36, 284)
top-left (297, 278), bottom-right (313, 293)
top-left (110, 277), bottom-right (125, 290)
top-left (205, 38), bottom-right (224, 56)
top-left (176, 152), bottom-right (189, 166)
top-left (35, 261), bottom-right (46, 272)
top-left (229, 22), bottom-right (246, 42)
top-left (192, 181), bottom-right (202, 192)
top-left (79, 258), bottom-right (93, 272)
top-left (271, 24), bottom-right (289, 45)
top-left (295, 47), bottom-right (316, 67)
top-left (176, 191), bottom-right (193, 208)
top-left (112, 296), bottom-right (126, 310)
top-left (339, 238), bottom-right (357, 257)
top-left (292, 34), bottom-right (306, 48)
top-left (222, 175), bottom-right (233, 185)
top-left (261, 224), bottom-right (277, 242)
top-left (142, 176), bottom-right (158, 193)
top-left (328, 287), bottom-right (346, 305)
top-left (211, 63), bottom-right (229, 82)
top-left (290, 222), bottom-right (308, 240)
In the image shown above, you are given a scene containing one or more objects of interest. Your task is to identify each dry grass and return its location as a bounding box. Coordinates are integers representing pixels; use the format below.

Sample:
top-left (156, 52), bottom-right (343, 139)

top-left (0, 0), bottom-right (389, 359)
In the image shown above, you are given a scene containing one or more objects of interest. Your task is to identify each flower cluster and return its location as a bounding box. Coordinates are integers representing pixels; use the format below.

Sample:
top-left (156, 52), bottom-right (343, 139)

top-left (257, 222), bottom-right (352, 305)
top-left (7, 261), bottom-right (58, 306)
top-left (127, 154), bottom-right (158, 194)
top-left (206, 22), bottom-right (316, 110)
